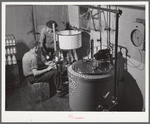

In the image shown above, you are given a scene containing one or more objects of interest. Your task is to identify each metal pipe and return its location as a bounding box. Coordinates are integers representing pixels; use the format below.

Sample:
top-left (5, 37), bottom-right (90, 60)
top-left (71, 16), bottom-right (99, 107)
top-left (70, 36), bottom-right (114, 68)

top-left (108, 5), bottom-right (111, 46)
top-left (91, 39), bottom-right (94, 59)
top-left (107, 5), bottom-right (109, 48)
top-left (52, 23), bottom-right (56, 52)
top-left (112, 5), bottom-right (145, 10)
top-left (98, 5), bottom-right (102, 50)
top-left (114, 10), bottom-right (121, 98)
top-left (77, 5), bottom-right (120, 14)
top-left (53, 23), bottom-right (59, 62)
top-left (32, 5), bottom-right (38, 41)
top-left (31, 5), bottom-right (36, 40)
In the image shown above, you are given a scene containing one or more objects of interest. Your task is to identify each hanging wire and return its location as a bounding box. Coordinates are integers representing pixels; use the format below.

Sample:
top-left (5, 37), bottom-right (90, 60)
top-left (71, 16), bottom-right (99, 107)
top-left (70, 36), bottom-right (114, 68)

top-left (127, 49), bottom-right (145, 71)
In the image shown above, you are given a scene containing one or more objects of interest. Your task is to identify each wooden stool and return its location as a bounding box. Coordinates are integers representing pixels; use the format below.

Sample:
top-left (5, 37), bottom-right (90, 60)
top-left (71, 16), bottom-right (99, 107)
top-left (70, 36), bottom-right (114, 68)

top-left (27, 79), bottom-right (54, 103)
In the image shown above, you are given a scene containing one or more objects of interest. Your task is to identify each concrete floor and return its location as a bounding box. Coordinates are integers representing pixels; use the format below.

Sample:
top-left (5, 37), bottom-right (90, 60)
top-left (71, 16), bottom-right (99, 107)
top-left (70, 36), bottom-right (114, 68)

top-left (6, 70), bottom-right (144, 111)
top-left (6, 80), bottom-right (71, 111)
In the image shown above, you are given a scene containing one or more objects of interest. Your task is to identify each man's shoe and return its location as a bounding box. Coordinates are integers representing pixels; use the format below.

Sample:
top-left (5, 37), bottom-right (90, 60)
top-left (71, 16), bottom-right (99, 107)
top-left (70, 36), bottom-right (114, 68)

top-left (57, 85), bottom-right (68, 97)
top-left (63, 81), bottom-right (69, 85)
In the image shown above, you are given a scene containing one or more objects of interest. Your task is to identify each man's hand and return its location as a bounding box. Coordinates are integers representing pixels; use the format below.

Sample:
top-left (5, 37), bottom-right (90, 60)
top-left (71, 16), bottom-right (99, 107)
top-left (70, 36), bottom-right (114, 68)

top-left (50, 62), bottom-right (57, 69)
top-left (45, 61), bottom-right (53, 65)
top-left (47, 65), bottom-right (53, 71)
top-left (47, 62), bottom-right (57, 71)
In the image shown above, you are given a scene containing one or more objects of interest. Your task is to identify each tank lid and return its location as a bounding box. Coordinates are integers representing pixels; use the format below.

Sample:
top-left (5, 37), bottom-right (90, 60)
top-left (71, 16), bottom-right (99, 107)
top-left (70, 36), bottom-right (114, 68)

top-left (72, 59), bottom-right (113, 75)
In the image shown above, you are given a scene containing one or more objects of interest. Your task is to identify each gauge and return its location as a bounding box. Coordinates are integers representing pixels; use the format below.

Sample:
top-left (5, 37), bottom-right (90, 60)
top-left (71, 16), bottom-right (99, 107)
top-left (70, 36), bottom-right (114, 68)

top-left (131, 29), bottom-right (143, 47)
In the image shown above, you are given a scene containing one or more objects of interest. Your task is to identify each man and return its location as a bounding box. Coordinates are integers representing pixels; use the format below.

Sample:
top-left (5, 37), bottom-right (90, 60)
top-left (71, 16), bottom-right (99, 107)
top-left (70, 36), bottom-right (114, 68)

top-left (39, 20), bottom-right (58, 63)
top-left (39, 20), bottom-right (77, 65)
top-left (22, 40), bottom-right (67, 94)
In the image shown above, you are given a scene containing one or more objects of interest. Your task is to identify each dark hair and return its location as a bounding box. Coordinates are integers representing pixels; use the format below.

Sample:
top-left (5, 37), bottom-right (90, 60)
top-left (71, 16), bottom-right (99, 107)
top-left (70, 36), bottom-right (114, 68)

top-left (46, 20), bottom-right (58, 28)
top-left (29, 40), bottom-right (40, 49)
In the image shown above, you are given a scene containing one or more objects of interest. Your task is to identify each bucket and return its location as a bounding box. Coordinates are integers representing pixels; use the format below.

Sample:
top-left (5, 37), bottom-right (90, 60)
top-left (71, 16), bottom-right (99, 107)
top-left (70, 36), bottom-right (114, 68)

top-left (57, 30), bottom-right (82, 50)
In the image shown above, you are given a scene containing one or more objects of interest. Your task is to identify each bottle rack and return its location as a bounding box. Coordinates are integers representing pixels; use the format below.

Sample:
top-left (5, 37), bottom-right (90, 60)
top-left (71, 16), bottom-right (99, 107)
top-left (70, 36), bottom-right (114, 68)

top-left (5, 34), bottom-right (17, 66)
top-left (5, 34), bottom-right (19, 88)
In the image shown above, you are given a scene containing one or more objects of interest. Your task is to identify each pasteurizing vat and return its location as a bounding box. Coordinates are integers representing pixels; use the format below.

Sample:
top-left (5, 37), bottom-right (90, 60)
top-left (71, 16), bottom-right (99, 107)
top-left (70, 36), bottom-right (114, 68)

top-left (68, 60), bottom-right (114, 111)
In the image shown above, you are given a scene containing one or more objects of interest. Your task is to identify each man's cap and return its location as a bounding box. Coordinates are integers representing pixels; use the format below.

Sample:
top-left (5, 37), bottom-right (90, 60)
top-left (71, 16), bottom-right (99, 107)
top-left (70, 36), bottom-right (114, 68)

top-left (46, 20), bottom-right (58, 28)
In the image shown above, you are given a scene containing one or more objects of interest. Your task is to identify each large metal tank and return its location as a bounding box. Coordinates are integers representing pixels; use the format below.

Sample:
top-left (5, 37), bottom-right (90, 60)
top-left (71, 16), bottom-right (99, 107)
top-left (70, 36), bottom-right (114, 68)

top-left (68, 59), bottom-right (114, 111)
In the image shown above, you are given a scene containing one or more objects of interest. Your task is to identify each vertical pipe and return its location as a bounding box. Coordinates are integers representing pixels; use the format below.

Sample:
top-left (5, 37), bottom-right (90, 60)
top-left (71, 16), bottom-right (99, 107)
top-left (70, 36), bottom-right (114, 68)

top-left (52, 23), bottom-right (56, 52)
top-left (108, 5), bottom-right (111, 46)
top-left (107, 5), bottom-right (109, 48)
top-left (31, 5), bottom-right (36, 40)
top-left (91, 39), bottom-right (94, 59)
top-left (98, 5), bottom-right (102, 50)
top-left (53, 23), bottom-right (58, 62)
top-left (68, 51), bottom-right (72, 64)
top-left (73, 49), bottom-right (78, 61)
top-left (32, 5), bottom-right (38, 40)
top-left (114, 11), bottom-right (119, 98)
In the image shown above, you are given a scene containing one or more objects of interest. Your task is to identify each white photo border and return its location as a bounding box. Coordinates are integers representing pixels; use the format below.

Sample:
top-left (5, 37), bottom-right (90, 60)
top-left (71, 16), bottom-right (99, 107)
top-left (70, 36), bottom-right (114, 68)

top-left (1, 1), bottom-right (149, 122)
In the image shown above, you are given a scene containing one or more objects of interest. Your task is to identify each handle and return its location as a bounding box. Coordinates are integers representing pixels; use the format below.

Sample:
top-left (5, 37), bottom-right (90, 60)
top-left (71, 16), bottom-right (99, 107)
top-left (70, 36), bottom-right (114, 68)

top-left (27, 28), bottom-right (40, 35)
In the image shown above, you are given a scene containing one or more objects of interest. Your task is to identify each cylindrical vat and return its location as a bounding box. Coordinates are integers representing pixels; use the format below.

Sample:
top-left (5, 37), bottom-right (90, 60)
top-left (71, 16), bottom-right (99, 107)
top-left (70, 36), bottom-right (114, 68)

top-left (57, 30), bottom-right (82, 50)
top-left (68, 60), bottom-right (114, 111)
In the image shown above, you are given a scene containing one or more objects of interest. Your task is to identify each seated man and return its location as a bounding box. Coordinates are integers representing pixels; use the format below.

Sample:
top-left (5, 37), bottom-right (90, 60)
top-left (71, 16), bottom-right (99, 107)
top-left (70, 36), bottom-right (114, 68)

top-left (22, 40), bottom-right (67, 95)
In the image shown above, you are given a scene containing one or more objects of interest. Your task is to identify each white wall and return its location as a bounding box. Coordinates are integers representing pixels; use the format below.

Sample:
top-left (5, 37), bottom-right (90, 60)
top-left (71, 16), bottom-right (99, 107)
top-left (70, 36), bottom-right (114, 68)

top-left (6, 5), bottom-right (68, 60)
top-left (117, 7), bottom-right (145, 109)
top-left (6, 5), bottom-right (35, 60)
top-left (95, 6), bottom-right (146, 110)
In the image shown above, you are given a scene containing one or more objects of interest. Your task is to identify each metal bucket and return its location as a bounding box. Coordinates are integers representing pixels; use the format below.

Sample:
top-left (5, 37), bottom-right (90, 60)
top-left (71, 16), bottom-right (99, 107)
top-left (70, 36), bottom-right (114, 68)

top-left (57, 30), bottom-right (82, 50)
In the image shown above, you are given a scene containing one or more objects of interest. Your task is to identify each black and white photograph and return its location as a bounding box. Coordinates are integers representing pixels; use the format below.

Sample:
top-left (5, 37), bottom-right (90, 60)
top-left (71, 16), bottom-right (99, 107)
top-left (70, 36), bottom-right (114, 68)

top-left (1, 1), bottom-right (149, 122)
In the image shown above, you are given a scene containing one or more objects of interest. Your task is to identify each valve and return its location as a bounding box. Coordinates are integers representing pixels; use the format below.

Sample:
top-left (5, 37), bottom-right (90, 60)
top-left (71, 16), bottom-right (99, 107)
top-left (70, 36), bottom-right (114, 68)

top-left (96, 105), bottom-right (104, 111)
top-left (108, 96), bottom-right (118, 110)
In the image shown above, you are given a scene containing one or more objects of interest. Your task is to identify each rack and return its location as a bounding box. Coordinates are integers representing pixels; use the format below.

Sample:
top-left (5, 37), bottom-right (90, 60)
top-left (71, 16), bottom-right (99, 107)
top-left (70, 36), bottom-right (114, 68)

top-left (5, 34), bottom-right (19, 88)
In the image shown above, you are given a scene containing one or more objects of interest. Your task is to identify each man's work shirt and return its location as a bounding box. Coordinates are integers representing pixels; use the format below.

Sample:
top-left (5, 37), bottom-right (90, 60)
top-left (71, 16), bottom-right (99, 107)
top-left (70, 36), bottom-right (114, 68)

top-left (41, 47), bottom-right (54, 63)
top-left (22, 49), bottom-right (38, 77)
top-left (39, 26), bottom-right (54, 49)
top-left (39, 26), bottom-right (56, 63)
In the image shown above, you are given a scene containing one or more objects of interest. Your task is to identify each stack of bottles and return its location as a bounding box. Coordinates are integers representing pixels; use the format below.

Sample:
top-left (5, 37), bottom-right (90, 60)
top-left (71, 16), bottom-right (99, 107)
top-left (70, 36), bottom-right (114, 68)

top-left (5, 35), bottom-right (17, 66)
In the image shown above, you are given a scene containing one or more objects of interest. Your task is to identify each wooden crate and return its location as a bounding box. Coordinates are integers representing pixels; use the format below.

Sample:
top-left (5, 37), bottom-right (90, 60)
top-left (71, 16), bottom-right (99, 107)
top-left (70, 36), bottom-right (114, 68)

top-left (6, 64), bottom-right (20, 88)
top-left (27, 80), bottom-right (50, 103)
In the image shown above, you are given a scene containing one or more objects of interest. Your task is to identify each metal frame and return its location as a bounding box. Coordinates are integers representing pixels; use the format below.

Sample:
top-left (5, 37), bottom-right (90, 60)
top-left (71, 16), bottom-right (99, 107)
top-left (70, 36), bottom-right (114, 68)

top-left (77, 5), bottom-right (122, 100)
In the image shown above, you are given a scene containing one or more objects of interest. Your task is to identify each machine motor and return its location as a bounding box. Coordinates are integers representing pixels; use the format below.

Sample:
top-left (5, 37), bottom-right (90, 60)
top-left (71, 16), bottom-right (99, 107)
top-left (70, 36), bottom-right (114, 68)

top-left (94, 48), bottom-right (111, 60)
